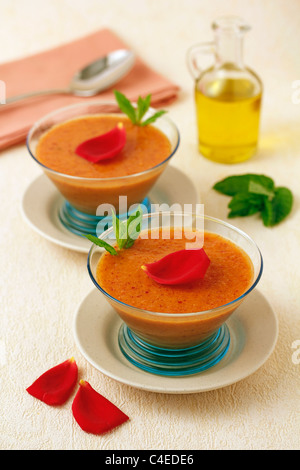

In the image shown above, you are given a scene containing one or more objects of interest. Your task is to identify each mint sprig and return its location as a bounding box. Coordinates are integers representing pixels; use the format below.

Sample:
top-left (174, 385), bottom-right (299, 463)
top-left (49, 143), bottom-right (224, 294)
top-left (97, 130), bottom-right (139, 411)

top-left (85, 205), bottom-right (143, 255)
top-left (213, 174), bottom-right (293, 227)
top-left (114, 90), bottom-right (166, 126)
top-left (112, 204), bottom-right (143, 250)
top-left (84, 234), bottom-right (118, 255)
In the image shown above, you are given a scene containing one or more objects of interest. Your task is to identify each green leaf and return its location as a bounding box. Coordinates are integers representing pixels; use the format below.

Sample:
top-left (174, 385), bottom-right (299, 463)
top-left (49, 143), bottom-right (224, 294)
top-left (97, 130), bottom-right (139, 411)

top-left (261, 187), bottom-right (293, 226)
top-left (114, 90), bottom-right (166, 126)
top-left (108, 205), bottom-right (143, 251)
top-left (228, 193), bottom-right (266, 218)
top-left (114, 90), bottom-right (136, 124)
top-left (125, 205), bottom-right (143, 247)
top-left (112, 212), bottom-right (127, 250)
top-left (212, 173), bottom-right (293, 227)
top-left (111, 210), bottom-right (120, 248)
top-left (85, 206), bottom-right (144, 255)
top-left (84, 234), bottom-right (118, 255)
top-left (117, 219), bottom-right (129, 250)
top-left (140, 110), bottom-right (167, 127)
top-left (213, 174), bottom-right (275, 197)
top-left (248, 180), bottom-right (275, 198)
top-left (260, 199), bottom-right (273, 227)
top-left (136, 95), bottom-right (151, 123)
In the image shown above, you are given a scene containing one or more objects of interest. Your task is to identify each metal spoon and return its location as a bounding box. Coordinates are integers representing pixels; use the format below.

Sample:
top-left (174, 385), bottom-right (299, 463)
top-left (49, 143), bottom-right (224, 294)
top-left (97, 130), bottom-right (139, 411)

top-left (4, 49), bottom-right (135, 105)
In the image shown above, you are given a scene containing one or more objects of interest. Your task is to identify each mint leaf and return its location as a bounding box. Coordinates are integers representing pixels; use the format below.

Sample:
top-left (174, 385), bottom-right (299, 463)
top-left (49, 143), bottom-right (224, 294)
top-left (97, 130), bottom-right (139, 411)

top-left (248, 180), bottom-right (275, 198)
top-left (260, 199), bottom-right (274, 227)
top-left (114, 90), bottom-right (166, 126)
top-left (106, 205), bottom-right (143, 251)
top-left (137, 95), bottom-right (151, 122)
top-left (139, 110), bottom-right (167, 127)
top-left (86, 206), bottom-right (143, 254)
top-left (213, 174), bottom-right (293, 227)
top-left (111, 210), bottom-right (121, 248)
top-left (228, 193), bottom-right (266, 218)
top-left (117, 219), bottom-right (129, 250)
top-left (112, 209), bottom-right (135, 249)
top-left (261, 187), bottom-right (293, 226)
top-left (114, 90), bottom-right (136, 124)
top-left (125, 205), bottom-right (143, 247)
top-left (84, 234), bottom-right (118, 255)
top-left (213, 174), bottom-right (275, 196)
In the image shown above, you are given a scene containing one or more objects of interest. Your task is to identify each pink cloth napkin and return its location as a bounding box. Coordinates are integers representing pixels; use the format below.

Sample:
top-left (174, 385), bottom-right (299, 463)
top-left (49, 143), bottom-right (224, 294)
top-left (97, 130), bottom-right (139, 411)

top-left (0, 28), bottom-right (179, 150)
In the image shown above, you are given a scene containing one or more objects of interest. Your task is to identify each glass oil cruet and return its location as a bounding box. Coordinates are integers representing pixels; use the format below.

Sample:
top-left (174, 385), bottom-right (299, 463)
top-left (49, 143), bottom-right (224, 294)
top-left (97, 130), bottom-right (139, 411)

top-left (187, 16), bottom-right (263, 164)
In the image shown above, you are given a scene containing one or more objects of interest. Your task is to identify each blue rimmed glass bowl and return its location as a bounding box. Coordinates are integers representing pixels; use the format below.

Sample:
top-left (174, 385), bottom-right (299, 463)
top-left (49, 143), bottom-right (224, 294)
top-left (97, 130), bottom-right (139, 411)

top-left (87, 212), bottom-right (263, 376)
top-left (26, 102), bottom-right (180, 236)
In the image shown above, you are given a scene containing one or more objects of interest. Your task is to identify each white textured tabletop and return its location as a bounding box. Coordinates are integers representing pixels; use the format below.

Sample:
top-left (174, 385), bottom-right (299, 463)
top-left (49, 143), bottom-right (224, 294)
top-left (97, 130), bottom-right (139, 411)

top-left (0, 0), bottom-right (299, 450)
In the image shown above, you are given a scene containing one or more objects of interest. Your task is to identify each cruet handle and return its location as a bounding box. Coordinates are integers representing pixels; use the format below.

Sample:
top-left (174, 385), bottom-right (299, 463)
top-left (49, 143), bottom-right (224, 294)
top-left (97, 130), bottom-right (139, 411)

top-left (186, 42), bottom-right (215, 79)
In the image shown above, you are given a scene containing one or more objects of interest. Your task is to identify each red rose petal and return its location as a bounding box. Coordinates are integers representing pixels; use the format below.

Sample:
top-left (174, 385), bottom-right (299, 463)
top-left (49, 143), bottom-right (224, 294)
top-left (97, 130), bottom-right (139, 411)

top-left (75, 123), bottom-right (126, 162)
top-left (72, 380), bottom-right (129, 435)
top-left (26, 358), bottom-right (78, 406)
top-left (141, 248), bottom-right (210, 285)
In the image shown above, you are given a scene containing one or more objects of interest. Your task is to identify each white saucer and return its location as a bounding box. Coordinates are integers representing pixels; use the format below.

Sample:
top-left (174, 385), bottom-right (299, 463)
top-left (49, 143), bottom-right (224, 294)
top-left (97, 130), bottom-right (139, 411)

top-left (73, 288), bottom-right (278, 394)
top-left (21, 165), bottom-right (199, 253)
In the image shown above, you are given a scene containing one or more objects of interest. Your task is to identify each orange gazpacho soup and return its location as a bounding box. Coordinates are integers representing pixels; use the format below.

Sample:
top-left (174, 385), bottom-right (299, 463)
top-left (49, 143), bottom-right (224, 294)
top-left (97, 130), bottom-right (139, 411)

top-left (35, 115), bottom-right (172, 214)
top-left (96, 229), bottom-right (254, 347)
top-left (36, 115), bottom-right (171, 178)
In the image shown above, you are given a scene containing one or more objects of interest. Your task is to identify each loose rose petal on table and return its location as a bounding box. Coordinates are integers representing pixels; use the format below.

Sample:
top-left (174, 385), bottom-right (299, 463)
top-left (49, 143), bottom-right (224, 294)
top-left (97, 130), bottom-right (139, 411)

top-left (26, 358), bottom-right (78, 406)
top-left (72, 380), bottom-right (129, 435)
top-left (141, 248), bottom-right (210, 285)
top-left (75, 123), bottom-right (126, 162)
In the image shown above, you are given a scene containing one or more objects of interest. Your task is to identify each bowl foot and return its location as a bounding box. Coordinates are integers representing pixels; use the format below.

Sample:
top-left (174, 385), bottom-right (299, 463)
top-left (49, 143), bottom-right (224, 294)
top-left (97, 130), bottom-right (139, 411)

top-left (118, 323), bottom-right (230, 376)
top-left (58, 198), bottom-right (151, 237)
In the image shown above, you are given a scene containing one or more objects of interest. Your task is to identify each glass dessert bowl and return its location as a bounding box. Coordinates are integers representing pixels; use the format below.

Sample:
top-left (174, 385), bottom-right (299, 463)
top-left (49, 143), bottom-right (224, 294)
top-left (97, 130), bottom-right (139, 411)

top-left (26, 101), bottom-right (180, 237)
top-left (87, 212), bottom-right (263, 376)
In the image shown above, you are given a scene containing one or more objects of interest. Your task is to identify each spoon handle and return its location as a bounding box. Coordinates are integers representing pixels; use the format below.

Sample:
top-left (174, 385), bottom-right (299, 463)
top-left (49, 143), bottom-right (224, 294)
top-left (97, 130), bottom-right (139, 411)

top-left (2, 88), bottom-right (70, 106)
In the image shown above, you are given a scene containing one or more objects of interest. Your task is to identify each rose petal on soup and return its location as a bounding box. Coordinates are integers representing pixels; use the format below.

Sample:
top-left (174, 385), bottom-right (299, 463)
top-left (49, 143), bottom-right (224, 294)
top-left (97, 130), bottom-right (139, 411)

top-left (72, 380), bottom-right (129, 435)
top-left (26, 358), bottom-right (78, 406)
top-left (75, 123), bottom-right (126, 162)
top-left (141, 248), bottom-right (210, 285)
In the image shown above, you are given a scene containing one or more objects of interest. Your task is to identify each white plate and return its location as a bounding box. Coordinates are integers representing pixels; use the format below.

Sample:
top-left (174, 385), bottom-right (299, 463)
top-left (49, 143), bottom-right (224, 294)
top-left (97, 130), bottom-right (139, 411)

top-left (73, 288), bottom-right (278, 394)
top-left (21, 165), bottom-right (199, 253)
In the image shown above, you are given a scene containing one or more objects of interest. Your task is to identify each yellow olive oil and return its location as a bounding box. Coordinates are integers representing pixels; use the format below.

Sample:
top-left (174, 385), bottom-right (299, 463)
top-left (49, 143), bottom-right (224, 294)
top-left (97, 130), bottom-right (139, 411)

top-left (195, 77), bottom-right (262, 164)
